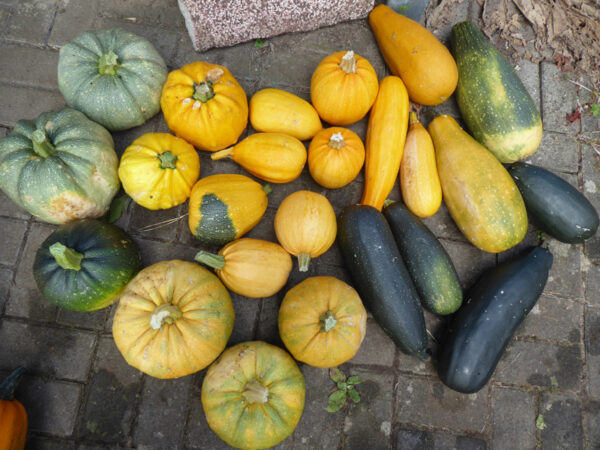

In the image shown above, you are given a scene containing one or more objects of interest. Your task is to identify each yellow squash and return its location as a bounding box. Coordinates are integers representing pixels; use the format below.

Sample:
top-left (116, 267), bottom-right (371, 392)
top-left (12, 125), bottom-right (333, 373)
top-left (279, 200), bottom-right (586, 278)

top-left (160, 62), bottom-right (248, 152)
top-left (210, 133), bottom-right (307, 183)
top-left (249, 88), bottom-right (322, 140)
top-left (118, 133), bottom-right (200, 210)
top-left (361, 76), bottom-right (409, 210)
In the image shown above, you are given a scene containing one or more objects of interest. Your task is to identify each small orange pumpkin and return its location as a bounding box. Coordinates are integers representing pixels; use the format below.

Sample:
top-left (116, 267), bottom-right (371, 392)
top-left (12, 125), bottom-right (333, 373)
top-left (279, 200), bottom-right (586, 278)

top-left (0, 367), bottom-right (27, 450)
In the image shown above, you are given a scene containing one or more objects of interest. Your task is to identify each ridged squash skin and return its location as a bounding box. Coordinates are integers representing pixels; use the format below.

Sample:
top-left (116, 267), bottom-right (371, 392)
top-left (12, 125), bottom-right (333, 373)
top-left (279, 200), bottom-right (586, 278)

top-left (429, 115), bottom-right (528, 253)
top-left (0, 368), bottom-right (27, 450)
top-left (250, 89), bottom-right (322, 140)
top-left (369, 4), bottom-right (458, 105)
top-left (361, 76), bottom-right (409, 210)
top-left (451, 21), bottom-right (543, 163)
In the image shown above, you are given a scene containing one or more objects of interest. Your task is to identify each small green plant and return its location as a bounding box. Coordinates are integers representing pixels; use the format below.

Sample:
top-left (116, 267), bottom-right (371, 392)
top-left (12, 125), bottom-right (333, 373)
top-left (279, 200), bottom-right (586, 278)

top-left (254, 38), bottom-right (264, 49)
top-left (591, 103), bottom-right (600, 117)
top-left (106, 193), bottom-right (131, 224)
top-left (327, 368), bottom-right (363, 412)
top-left (536, 414), bottom-right (547, 430)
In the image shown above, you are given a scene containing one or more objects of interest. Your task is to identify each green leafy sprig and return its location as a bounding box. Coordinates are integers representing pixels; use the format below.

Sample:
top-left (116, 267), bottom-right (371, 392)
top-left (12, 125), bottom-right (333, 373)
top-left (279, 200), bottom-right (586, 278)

top-left (327, 368), bottom-right (363, 413)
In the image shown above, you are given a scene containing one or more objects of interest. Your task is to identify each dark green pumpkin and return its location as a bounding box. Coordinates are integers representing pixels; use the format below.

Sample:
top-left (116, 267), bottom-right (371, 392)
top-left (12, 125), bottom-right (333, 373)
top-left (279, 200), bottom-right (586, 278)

top-left (33, 219), bottom-right (142, 311)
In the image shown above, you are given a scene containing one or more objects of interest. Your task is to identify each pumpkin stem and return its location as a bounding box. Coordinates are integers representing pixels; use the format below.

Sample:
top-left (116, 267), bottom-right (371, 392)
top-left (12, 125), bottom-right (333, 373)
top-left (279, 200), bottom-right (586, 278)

top-left (158, 150), bottom-right (178, 169)
top-left (339, 50), bottom-right (357, 74)
top-left (49, 242), bottom-right (83, 271)
top-left (211, 147), bottom-right (234, 161)
top-left (193, 81), bottom-right (215, 103)
top-left (298, 252), bottom-right (311, 272)
top-left (194, 250), bottom-right (226, 270)
top-left (150, 304), bottom-right (183, 330)
top-left (328, 132), bottom-right (346, 150)
top-left (0, 367), bottom-right (25, 401)
top-left (383, 199), bottom-right (396, 208)
top-left (409, 112), bottom-right (419, 126)
top-left (98, 50), bottom-right (119, 76)
top-left (262, 184), bottom-right (272, 196)
top-left (242, 379), bottom-right (269, 405)
top-left (31, 129), bottom-right (55, 158)
top-left (320, 311), bottom-right (338, 332)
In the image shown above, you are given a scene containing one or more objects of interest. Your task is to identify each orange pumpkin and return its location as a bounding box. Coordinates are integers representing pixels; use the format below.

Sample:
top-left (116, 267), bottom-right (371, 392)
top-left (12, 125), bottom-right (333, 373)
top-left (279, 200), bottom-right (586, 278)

top-left (0, 367), bottom-right (27, 450)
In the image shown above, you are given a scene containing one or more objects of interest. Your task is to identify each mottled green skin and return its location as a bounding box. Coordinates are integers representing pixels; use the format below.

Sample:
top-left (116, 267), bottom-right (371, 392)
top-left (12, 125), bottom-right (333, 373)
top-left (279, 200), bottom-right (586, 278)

top-left (58, 28), bottom-right (167, 131)
top-left (0, 108), bottom-right (119, 224)
top-left (194, 193), bottom-right (237, 247)
top-left (33, 219), bottom-right (142, 311)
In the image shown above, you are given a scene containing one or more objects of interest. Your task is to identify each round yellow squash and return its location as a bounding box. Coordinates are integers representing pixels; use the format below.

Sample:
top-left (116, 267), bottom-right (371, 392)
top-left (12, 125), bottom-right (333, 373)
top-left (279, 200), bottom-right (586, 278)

top-left (279, 276), bottom-right (367, 368)
top-left (118, 133), bottom-right (200, 210)
top-left (195, 238), bottom-right (293, 298)
top-left (249, 88), bottom-right (322, 140)
top-left (160, 62), bottom-right (248, 152)
top-left (310, 50), bottom-right (379, 126)
top-left (202, 341), bottom-right (305, 450)
top-left (112, 260), bottom-right (234, 379)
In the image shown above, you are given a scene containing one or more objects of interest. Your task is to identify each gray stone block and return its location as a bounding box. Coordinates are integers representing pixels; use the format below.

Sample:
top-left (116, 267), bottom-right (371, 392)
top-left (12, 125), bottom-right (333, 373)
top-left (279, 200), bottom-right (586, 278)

top-left (135, 238), bottom-right (199, 267)
top-left (95, 0), bottom-right (184, 30)
top-left (0, 217), bottom-right (27, 265)
top-left (129, 203), bottom-right (183, 242)
top-left (229, 292), bottom-right (260, 345)
top-left (491, 386), bottom-right (536, 450)
top-left (515, 59), bottom-right (541, 113)
top-left (541, 63), bottom-right (580, 134)
top-left (396, 428), bottom-right (487, 450)
top-left (0, 189), bottom-right (32, 220)
top-left (581, 144), bottom-right (600, 262)
top-left (0, 267), bottom-right (13, 312)
top-left (245, 206), bottom-right (277, 243)
top-left (539, 392), bottom-right (583, 449)
top-left (587, 400), bottom-right (600, 448)
top-left (439, 239), bottom-right (496, 289)
top-left (422, 202), bottom-right (468, 243)
top-left (586, 263), bottom-right (600, 306)
top-left (523, 131), bottom-right (580, 174)
top-left (0, 85), bottom-right (65, 127)
top-left (47, 0), bottom-right (95, 47)
top-left (585, 305), bottom-right (600, 399)
top-left (0, 45), bottom-right (59, 90)
top-left (110, 114), bottom-right (161, 157)
top-left (544, 238), bottom-right (583, 300)
top-left (57, 308), bottom-right (108, 331)
top-left (255, 294), bottom-right (283, 346)
top-left (25, 437), bottom-right (76, 449)
top-left (349, 318), bottom-right (396, 367)
top-left (2, 0), bottom-right (57, 45)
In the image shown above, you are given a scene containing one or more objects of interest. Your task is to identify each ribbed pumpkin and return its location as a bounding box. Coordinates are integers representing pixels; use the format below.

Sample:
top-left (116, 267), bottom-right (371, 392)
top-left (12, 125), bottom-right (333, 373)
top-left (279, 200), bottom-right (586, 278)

top-left (202, 341), bottom-right (305, 450)
top-left (211, 133), bottom-right (306, 183)
top-left (274, 191), bottom-right (337, 272)
top-left (33, 219), bottom-right (142, 312)
top-left (118, 133), bottom-right (200, 210)
top-left (308, 127), bottom-right (365, 189)
top-left (279, 276), bottom-right (367, 368)
top-left (250, 88), bottom-right (322, 140)
top-left (160, 62), bottom-right (248, 152)
top-left (113, 260), bottom-right (234, 379)
top-left (58, 28), bottom-right (167, 131)
top-left (188, 174), bottom-right (269, 247)
top-left (0, 367), bottom-right (27, 450)
top-left (0, 108), bottom-right (119, 224)
top-left (311, 50), bottom-right (379, 126)
top-left (195, 238), bottom-right (292, 298)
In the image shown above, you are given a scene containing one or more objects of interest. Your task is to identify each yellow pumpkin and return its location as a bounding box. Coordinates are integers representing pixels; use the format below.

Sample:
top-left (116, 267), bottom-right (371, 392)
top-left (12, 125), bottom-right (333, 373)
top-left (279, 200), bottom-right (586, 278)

top-left (195, 238), bottom-right (292, 298)
top-left (210, 133), bottom-right (307, 183)
top-left (118, 133), bottom-right (200, 210)
top-left (310, 50), bottom-right (379, 126)
top-left (188, 174), bottom-right (269, 247)
top-left (112, 260), bottom-right (234, 379)
top-left (400, 112), bottom-right (442, 218)
top-left (274, 190), bottom-right (337, 272)
top-left (308, 127), bottom-right (365, 189)
top-left (160, 62), bottom-right (248, 152)
top-left (249, 88), bottom-right (322, 140)
top-left (279, 276), bottom-right (367, 368)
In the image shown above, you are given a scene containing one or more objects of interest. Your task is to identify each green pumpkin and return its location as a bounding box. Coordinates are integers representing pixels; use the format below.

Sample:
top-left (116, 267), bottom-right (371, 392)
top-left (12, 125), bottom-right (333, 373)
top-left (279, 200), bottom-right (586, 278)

top-left (0, 108), bottom-right (120, 224)
top-left (33, 219), bottom-right (142, 312)
top-left (58, 28), bottom-right (167, 131)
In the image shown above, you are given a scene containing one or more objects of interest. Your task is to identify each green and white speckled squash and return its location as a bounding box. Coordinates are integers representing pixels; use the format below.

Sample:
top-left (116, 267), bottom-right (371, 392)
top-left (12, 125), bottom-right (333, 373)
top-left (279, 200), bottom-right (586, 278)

top-left (0, 108), bottom-right (120, 224)
top-left (58, 28), bottom-right (167, 131)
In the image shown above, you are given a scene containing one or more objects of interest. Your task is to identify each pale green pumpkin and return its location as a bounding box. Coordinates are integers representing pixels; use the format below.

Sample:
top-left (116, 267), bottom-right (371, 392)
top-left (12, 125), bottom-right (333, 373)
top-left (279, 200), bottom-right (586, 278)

top-left (58, 28), bottom-right (167, 131)
top-left (0, 108), bottom-right (120, 224)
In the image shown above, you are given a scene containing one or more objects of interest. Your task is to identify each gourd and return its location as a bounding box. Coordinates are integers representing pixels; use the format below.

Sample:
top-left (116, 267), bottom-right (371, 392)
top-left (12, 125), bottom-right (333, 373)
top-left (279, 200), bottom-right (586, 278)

top-left (361, 76), bottom-right (410, 210)
top-left (33, 219), bottom-right (142, 312)
top-left (113, 260), bottom-right (234, 379)
top-left (369, 4), bottom-right (458, 105)
top-left (160, 62), bottom-right (248, 152)
top-left (211, 133), bottom-right (306, 183)
top-left (202, 341), bottom-right (305, 450)
top-left (118, 133), bottom-right (200, 210)
top-left (188, 174), bottom-right (269, 247)
top-left (310, 50), bottom-right (379, 125)
top-left (249, 88), bottom-right (322, 140)
top-left (308, 127), bottom-right (365, 189)
top-left (0, 367), bottom-right (27, 450)
top-left (58, 28), bottom-right (167, 131)
top-left (274, 190), bottom-right (337, 272)
top-left (0, 108), bottom-right (119, 224)
top-left (278, 276), bottom-right (367, 367)
top-left (195, 238), bottom-right (292, 298)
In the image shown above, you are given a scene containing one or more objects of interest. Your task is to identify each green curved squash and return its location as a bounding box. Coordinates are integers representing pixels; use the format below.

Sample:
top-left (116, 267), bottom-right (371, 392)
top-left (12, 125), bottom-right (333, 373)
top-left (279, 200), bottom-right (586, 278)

top-left (33, 219), bottom-right (142, 311)
top-left (58, 28), bottom-right (167, 131)
top-left (0, 108), bottom-right (120, 224)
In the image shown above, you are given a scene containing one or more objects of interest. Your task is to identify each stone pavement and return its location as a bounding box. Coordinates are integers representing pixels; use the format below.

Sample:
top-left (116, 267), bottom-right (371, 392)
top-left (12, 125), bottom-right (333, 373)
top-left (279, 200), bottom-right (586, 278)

top-left (0, 0), bottom-right (598, 449)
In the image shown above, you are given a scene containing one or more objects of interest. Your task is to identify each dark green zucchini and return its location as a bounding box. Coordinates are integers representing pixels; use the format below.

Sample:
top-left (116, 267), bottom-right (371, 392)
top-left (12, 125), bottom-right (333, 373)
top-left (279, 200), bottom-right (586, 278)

top-left (509, 162), bottom-right (599, 243)
top-left (383, 201), bottom-right (462, 315)
top-left (437, 246), bottom-right (553, 393)
top-left (337, 205), bottom-right (428, 359)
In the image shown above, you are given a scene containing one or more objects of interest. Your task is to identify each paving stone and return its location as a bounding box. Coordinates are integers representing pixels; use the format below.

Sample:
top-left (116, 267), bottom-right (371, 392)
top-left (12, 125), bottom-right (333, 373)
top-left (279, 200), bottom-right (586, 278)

top-left (0, 188), bottom-right (32, 220)
top-left (420, 96), bottom-right (463, 129)
top-left (515, 59), bottom-right (541, 113)
top-left (395, 428), bottom-right (487, 450)
top-left (422, 202), bottom-right (469, 243)
top-left (349, 318), bottom-right (396, 367)
top-left (95, 0), bottom-right (185, 31)
top-left (496, 225), bottom-right (541, 264)
top-left (2, 0), bottom-right (57, 45)
top-left (0, 267), bottom-right (13, 312)
top-left (439, 239), bottom-right (497, 290)
top-left (110, 114), bottom-right (161, 157)
top-left (0, 84), bottom-right (65, 127)
top-left (315, 262), bottom-right (353, 287)
top-left (581, 144), bottom-right (600, 262)
top-left (229, 292), bottom-right (260, 345)
top-left (523, 131), bottom-right (580, 174)
top-left (255, 294), bottom-right (283, 346)
top-left (395, 374), bottom-right (489, 433)
top-left (491, 386), bottom-right (536, 449)
top-left (26, 436), bottom-right (76, 450)
top-left (133, 375), bottom-right (192, 448)
top-left (135, 238), bottom-right (199, 267)
top-left (585, 305), bottom-right (600, 399)
top-left (494, 339), bottom-right (582, 392)
top-left (397, 313), bottom-right (446, 377)
top-left (47, 0), bottom-right (95, 47)
top-left (539, 392), bottom-right (583, 449)
top-left (544, 237), bottom-right (583, 300)
top-left (245, 206), bottom-right (278, 243)
top-left (587, 400), bottom-right (600, 448)
top-left (0, 126), bottom-right (7, 137)
top-left (586, 263), bottom-right (600, 306)
top-left (57, 308), bottom-right (108, 331)
top-left (0, 217), bottom-right (26, 265)
top-left (541, 62), bottom-right (580, 134)
top-left (128, 203), bottom-right (183, 242)
top-left (0, 45), bottom-right (59, 90)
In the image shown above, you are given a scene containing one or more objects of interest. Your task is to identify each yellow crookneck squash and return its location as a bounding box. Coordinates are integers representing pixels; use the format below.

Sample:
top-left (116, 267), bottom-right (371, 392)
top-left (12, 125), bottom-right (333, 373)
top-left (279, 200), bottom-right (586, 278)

top-left (0, 367), bottom-right (27, 450)
top-left (160, 62), bottom-right (248, 152)
top-left (118, 133), bottom-right (200, 210)
top-left (112, 260), bottom-right (234, 379)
